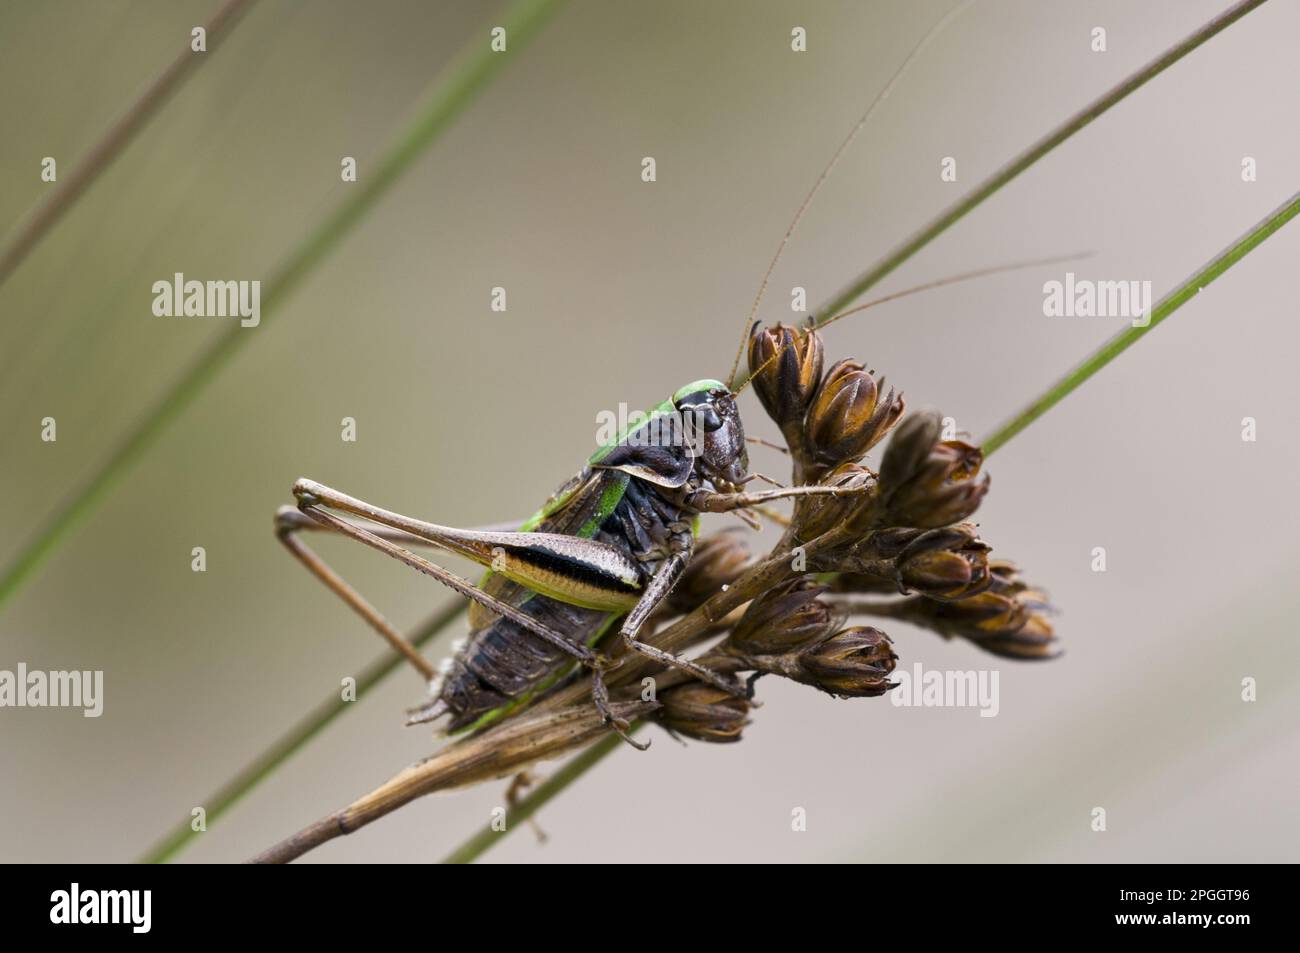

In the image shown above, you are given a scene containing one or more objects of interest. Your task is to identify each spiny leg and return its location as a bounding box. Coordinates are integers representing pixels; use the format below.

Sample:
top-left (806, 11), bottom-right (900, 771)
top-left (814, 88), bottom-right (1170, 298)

top-left (506, 772), bottom-right (548, 844)
top-left (291, 482), bottom-right (643, 746)
top-left (277, 505), bottom-right (557, 691)
top-left (277, 506), bottom-right (530, 539)
top-left (688, 483), bottom-right (868, 512)
top-left (293, 477), bottom-right (644, 616)
top-left (591, 663), bottom-right (649, 751)
top-left (275, 506), bottom-right (436, 681)
top-left (619, 552), bottom-right (748, 699)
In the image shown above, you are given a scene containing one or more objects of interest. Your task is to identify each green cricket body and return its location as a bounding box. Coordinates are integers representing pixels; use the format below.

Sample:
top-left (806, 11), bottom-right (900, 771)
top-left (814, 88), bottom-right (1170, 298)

top-left (431, 379), bottom-right (749, 732)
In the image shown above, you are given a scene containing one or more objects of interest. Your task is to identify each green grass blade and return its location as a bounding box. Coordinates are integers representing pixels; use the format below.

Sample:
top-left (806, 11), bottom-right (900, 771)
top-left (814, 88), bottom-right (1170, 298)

top-left (0, 0), bottom-right (566, 612)
top-left (440, 728), bottom-right (633, 864)
top-left (0, 0), bottom-right (257, 288)
top-left (138, 601), bottom-right (465, 864)
top-left (982, 190), bottom-right (1300, 455)
top-left (811, 0), bottom-right (1267, 324)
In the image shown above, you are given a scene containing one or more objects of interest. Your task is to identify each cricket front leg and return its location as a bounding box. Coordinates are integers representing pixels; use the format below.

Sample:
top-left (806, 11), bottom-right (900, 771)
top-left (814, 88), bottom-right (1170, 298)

top-left (686, 483), bottom-right (868, 513)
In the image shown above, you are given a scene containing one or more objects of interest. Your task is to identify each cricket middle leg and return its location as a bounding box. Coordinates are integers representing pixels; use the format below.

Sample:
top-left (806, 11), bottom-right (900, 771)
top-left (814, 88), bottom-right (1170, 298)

top-left (616, 551), bottom-right (748, 699)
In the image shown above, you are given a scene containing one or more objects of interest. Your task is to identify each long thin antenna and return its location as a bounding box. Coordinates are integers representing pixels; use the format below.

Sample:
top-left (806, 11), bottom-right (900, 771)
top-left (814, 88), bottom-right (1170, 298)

top-left (735, 252), bottom-right (1090, 395)
top-left (816, 252), bottom-right (1089, 331)
top-left (725, 0), bottom-right (977, 389)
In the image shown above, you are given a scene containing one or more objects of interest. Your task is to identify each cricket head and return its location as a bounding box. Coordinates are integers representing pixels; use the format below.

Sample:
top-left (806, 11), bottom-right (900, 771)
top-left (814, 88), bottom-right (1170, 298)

top-left (673, 380), bottom-right (748, 492)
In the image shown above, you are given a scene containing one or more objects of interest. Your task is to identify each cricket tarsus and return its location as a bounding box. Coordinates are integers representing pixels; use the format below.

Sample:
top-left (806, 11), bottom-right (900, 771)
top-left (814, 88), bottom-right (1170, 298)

top-left (506, 771), bottom-right (550, 843)
top-left (591, 667), bottom-right (649, 750)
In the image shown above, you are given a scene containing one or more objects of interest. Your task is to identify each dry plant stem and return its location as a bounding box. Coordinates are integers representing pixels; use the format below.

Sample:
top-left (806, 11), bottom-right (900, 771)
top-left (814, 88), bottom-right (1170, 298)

top-left (249, 700), bottom-right (652, 864)
top-left (0, 0), bottom-right (567, 612)
top-left (138, 601), bottom-right (465, 864)
top-left (0, 0), bottom-right (257, 287)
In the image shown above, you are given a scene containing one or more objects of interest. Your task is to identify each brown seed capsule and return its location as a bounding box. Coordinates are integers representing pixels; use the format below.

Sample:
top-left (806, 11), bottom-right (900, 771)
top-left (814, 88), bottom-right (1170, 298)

top-left (657, 681), bottom-right (750, 743)
top-left (795, 626), bottom-right (898, 697)
top-left (898, 549), bottom-right (984, 598)
top-left (823, 523), bottom-right (991, 598)
top-left (879, 411), bottom-right (989, 528)
top-left (668, 532), bottom-right (752, 614)
top-left (796, 461), bottom-right (878, 541)
top-left (747, 322), bottom-right (824, 429)
top-left (805, 359), bottom-right (905, 467)
top-left (728, 577), bottom-right (839, 656)
top-left (909, 575), bottom-right (1058, 659)
top-left (974, 610), bottom-right (1058, 660)
top-left (879, 410), bottom-right (943, 488)
top-left (895, 525), bottom-right (992, 600)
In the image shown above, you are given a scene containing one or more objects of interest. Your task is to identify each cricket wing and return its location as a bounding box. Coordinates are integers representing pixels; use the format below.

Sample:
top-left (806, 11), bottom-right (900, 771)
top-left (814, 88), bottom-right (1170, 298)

top-left (468, 469), bottom-right (631, 629)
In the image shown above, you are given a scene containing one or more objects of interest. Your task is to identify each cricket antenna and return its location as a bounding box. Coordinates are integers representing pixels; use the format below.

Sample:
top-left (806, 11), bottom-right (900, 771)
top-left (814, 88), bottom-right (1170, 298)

top-left (734, 252), bottom-right (1093, 396)
top-left (725, 0), bottom-right (976, 391)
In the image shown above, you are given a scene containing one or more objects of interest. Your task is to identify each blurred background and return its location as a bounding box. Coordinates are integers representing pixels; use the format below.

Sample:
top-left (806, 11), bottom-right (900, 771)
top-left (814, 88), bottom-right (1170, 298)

top-left (1, 0), bottom-right (1297, 863)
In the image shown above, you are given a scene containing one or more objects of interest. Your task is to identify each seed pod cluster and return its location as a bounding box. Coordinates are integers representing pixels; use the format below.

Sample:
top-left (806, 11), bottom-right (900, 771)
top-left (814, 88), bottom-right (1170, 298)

top-left (903, 560), bottom-right (1058, 659)
top-left (645, 330), bottom-right (1058, 745)
top-left (713, 578), bottom-right (897, 698)
top-left (877, 411), bottom-right (989, 529)
top-left (748, 324), bottom-right (905, 480)
top-left (836, 523), bottom-right (993, 601)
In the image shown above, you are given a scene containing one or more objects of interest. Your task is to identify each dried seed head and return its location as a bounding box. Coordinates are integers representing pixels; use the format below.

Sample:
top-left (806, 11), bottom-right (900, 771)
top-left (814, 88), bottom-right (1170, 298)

top-left (747, 322), bottom-right (824, 429)
top-left (894, 525), bottom-right (992, 600)
top-left (795, 626), bottom-right (898, 697)
top-left (898, 549), bottom-right (987, 599)
top-left (805, 359), bottom-right (906, 467)
top-left (879, 411), bottom-right (989, 528)
top-left (668, 531), bottom-right (752, 614)
top-left (829, 523), bottom-right (991, 597)
top-left (728, 576), bottom-right (839, 656)
top-left (908, 566), bottom-right (1058, 659)
top-left (796, 461), bottom-right (878, 541)
top-left (879, 410), bottom-right (942, 487)
top-left (657, 681), bottom-right (750, 743)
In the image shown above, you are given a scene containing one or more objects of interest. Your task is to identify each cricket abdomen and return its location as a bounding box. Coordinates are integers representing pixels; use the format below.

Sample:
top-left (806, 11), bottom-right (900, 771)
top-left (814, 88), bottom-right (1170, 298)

top-left (433, 469), bottom-right (693, 733)
top-left (438, 594), bottom-right (615, 732)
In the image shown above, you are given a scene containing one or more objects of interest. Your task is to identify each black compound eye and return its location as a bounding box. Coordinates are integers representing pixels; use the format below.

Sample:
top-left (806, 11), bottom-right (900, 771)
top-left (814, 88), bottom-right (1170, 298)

top-left (676, 392), bottom-right (724, 432)
top-left (697, 406), bottom-right (724, 431)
